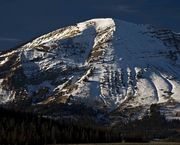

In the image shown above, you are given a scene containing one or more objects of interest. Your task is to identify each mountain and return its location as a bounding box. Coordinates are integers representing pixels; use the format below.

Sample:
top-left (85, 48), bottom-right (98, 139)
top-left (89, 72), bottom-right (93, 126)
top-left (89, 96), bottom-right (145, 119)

top-left (0, 18), bottom-right (180, 124)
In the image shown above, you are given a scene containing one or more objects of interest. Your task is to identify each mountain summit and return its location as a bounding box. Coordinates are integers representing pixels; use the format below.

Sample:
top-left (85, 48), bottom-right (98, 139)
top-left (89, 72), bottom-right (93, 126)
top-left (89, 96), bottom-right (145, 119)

top-left (0, 18), bottom-right (180, 123)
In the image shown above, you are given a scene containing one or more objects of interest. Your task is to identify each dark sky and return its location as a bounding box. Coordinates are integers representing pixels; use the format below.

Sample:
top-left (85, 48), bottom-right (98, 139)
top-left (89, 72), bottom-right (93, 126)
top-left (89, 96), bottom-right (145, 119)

top-left (0, 0), bottom-right (179, 50)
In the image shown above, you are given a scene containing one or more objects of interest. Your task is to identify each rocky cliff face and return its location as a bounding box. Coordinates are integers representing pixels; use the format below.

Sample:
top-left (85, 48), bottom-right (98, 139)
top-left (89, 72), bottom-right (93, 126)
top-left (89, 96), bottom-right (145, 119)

top-left (0, 18), bottom-right (180, 123)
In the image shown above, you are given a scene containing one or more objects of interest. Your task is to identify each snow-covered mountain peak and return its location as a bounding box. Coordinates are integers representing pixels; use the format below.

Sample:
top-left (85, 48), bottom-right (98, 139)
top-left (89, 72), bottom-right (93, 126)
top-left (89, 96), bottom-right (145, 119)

top-left (77, 18), bottom-right (115, 31)
top-left (0, 18), bottom-right (180, 122)
top-left (23, 18), bottom-right (115, 49)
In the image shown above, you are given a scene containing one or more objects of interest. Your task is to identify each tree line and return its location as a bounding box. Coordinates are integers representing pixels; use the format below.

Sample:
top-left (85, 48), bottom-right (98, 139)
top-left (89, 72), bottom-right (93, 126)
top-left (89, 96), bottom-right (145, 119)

top-left (0, 104), bottom-right (180, 145)
top-left (0, 107), bottom-right (121, 145)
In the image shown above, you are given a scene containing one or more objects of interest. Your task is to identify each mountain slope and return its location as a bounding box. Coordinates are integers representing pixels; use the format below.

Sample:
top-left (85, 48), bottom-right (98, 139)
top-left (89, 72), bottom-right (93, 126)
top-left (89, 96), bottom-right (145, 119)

top-left (0, 18), bottom-right (180, 122)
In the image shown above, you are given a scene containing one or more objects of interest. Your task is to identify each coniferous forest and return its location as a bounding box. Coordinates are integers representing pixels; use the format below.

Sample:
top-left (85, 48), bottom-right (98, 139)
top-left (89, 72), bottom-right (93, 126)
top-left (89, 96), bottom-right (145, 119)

top-left (0, 105), bottom-right (180, 145)
top-left (0, 107), bottom-right (122, 145)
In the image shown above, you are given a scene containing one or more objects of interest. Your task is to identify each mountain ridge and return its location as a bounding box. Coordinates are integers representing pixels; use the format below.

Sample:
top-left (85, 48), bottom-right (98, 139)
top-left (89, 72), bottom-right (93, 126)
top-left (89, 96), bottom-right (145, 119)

top-left (0, 18), bottom-right (180, 123)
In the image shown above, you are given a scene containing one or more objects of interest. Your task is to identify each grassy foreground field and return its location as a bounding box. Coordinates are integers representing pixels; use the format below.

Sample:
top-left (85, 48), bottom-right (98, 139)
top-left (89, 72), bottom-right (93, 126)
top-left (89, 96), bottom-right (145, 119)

top-left (53, 142), bottom-right (180, 145)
